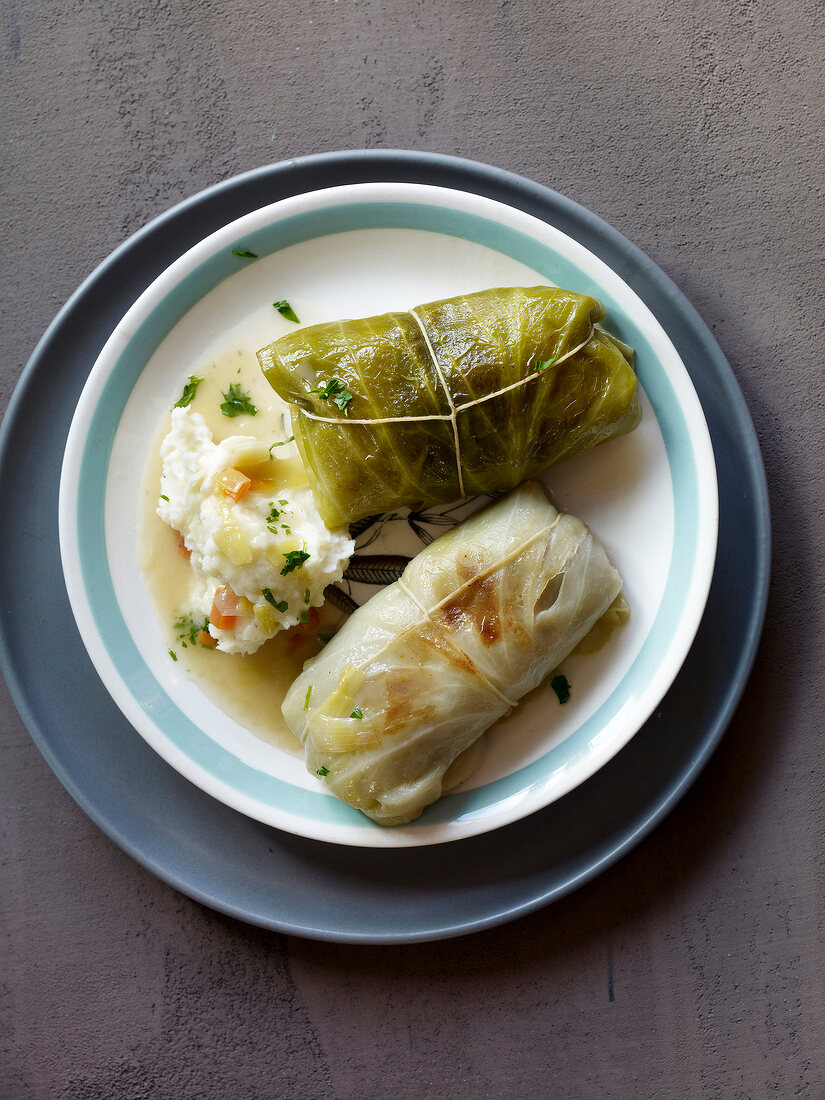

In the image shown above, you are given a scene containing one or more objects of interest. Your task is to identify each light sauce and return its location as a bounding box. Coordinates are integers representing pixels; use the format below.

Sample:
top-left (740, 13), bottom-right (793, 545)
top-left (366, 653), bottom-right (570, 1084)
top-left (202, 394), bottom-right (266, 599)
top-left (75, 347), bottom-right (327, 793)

top-left (138, 340), bottom-right (337, 754)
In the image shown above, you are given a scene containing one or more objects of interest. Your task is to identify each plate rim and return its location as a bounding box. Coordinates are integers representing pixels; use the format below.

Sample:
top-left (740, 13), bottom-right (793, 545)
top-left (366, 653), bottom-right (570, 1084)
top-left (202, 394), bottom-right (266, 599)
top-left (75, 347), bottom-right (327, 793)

top-left (0, 150), bottom-right (770, 941)
top-left (58, 179), bottom-right (717, 847)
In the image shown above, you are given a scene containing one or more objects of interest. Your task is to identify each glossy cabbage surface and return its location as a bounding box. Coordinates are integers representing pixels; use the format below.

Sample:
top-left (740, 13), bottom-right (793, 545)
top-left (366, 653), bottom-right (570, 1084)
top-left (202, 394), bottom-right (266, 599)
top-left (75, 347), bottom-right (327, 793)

top-left (281, 482), bottom-right (623, 826)
top-left (258, 286), bottom-right (641, 527)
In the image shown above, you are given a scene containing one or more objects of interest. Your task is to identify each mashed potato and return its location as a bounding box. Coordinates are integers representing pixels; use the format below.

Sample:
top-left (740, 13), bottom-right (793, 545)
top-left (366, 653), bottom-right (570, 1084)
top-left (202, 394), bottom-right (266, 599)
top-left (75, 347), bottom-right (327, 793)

top-left (158, 407), bottom-right (353, 654)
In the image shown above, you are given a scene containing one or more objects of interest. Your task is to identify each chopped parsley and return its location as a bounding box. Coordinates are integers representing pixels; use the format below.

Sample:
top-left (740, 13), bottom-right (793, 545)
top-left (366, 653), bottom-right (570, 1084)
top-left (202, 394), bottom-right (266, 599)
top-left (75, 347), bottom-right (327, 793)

top-left (304, 684), bottom-right (313, 711)
top-left (231, 248), bottom-right (258, 259)
top-left (550, 674), bottom-right (571, 704)
top-left (297, 608), bottom-right (311, 624)
top-left (273, 299), bottom-right (300, 323)
top-left (316, 765), bottom-right (329, 776)
top-left (168, 648), bottom-right (177, 661)
top-left (269, 436), bottom-right (294, 455)
top-left (220, 383), bottom-right (258, 418)
top-left (350, 706), bottom-right (363, 720)
top-left (261, 588), bottom-right (288, 613)
top-left (303, 588), bottom-right (310, 604)
top-left (532, 355), bottom-right (559, 372)
top-left (160, 494), bottom-right (169, 502)
top-left (309, 377), bottom-right (354, 416)
top-left (174, 613), bottom-right (210, 648)
top-left (267, 502), bottom-right (290, 537)
top-left (173, 374), bottom-right (203, 408)
top-left (281, 549), bottom-right (310, 575)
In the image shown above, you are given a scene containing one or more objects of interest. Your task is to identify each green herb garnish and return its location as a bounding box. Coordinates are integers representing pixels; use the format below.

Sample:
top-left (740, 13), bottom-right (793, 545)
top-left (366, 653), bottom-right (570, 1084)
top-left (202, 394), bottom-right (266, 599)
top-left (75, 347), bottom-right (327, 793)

top-left (261, 588), bottom-right (288, 613)
top-left (281, 549), bottom-right (310, 575)
top-left (220, 383), bottom-right (258, 418)
top-left (303, 588), bottom-right (310, 604)
top-left (269, 436), bottom-right (294, 455)
top-left (173, 374), bottom-right (203, 408)
top-left (231, 248), bottom-right (258, 259)
top-left (273, 299), bottom-right (300, 323)
top-left (309, 377), bottom-right (354, 416)
top-left (350, 706), bottom-right (363, 720)
top-left (532, 355), bottom-right (559, 372)
top-left (174, 613), bottom-right (210, 648)
top-left (298, 608), bottom-right (310, 625)
top-left (267, 501), bottom-right (291, 533)
top-left (168, 649), bottom-right (177, 661)
top-left (316, 765), bottom-right (329, 776)
top-left (160, 494), bottom-right (169, 502)
top-left (304, 685), bottom-right (313, 711)
top-left (550, 674), bottom-right (571, 704)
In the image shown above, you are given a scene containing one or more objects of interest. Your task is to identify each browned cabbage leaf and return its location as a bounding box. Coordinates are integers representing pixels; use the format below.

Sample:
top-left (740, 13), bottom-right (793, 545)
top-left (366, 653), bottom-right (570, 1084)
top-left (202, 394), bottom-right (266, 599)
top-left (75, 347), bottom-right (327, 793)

top-left (281, 482), bottom-right (623, 826)
top-left (258, 286), bottom-right (641, 528)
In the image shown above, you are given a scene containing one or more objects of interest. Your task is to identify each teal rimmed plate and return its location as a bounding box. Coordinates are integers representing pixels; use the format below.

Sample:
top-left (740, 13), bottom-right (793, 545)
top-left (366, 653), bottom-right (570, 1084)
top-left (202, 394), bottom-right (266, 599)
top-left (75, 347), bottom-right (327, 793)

top-left (58, 181), bottom-right (717, 848)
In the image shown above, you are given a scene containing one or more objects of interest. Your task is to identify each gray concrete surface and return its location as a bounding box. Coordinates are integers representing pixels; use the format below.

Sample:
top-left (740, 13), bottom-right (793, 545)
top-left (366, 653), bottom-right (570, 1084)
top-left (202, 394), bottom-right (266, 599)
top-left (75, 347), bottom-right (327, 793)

top-left (2, 1), bottom-right (824, 1096)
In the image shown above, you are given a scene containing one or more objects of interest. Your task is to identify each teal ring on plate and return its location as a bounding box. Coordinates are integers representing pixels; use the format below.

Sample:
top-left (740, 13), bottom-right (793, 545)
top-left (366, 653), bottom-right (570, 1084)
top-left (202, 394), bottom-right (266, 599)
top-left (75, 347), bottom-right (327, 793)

top-left (74, 197), bottom-right (703, 833)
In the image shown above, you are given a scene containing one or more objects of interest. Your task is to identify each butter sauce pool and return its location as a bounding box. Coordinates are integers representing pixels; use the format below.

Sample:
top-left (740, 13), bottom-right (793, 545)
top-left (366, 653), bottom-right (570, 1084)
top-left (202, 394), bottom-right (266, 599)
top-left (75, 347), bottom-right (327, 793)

top-left (138, 338), bottom-right (338, 755)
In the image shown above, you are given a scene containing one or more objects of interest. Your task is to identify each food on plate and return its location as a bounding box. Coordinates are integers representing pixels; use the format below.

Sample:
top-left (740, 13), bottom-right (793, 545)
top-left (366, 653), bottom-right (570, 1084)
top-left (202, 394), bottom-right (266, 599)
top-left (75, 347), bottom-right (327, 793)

top-left (258, 285), bottom-right (642, 527)
top-left (157, 406), bottom-right (353, 654)
top-left (281, 481), bottom-right (625, 826)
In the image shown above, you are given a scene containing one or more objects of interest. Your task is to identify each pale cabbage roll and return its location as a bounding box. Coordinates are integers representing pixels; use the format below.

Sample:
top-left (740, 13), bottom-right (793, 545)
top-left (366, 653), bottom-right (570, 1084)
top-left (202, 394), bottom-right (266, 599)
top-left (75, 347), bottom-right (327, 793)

top-left (281, 482), bottom-right (623, 826)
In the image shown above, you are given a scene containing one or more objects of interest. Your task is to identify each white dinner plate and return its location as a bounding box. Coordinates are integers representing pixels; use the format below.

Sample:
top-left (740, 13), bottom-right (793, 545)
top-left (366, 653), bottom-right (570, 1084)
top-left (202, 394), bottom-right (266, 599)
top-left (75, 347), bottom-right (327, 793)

top-left (59, 182), bottom-right (718, 847)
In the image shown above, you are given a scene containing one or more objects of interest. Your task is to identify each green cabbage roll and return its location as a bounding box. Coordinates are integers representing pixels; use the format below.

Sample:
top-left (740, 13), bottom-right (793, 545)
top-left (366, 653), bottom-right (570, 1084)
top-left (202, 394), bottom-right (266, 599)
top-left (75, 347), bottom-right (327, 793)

top-left (281, 482), bottom-right (623, 826)
top-left (258, 286), bottom-right (641, 528)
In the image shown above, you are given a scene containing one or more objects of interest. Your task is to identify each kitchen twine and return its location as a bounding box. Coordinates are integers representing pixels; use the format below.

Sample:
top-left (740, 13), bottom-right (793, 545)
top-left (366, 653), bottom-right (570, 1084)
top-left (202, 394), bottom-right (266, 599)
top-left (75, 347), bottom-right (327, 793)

top-left (297, 311), bottom-right (597, 498)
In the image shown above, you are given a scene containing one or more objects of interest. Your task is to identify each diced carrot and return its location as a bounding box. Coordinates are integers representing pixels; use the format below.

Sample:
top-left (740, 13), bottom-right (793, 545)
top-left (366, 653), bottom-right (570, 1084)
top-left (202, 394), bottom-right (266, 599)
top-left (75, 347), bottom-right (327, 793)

top-left (198, 629), bottom-right (217, 648)
top-left (209, 610), bottom-right (236, 631)
top-left (213, 584), bottom-right (239, 616)
top-left (209, 607), bottom-right (236, 630)
top-left (216, 465), bottom-right (252, 501)
top-left (210, 584), bottom-right (239, 630)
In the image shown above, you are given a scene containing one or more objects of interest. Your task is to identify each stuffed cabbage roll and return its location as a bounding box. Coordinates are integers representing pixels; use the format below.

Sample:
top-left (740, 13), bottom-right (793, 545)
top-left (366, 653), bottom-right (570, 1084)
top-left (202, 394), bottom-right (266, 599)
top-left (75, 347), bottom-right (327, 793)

top-left (258, 286), bottom-right (641, 527)
top-left (282, 482), bottom-right (623, 826)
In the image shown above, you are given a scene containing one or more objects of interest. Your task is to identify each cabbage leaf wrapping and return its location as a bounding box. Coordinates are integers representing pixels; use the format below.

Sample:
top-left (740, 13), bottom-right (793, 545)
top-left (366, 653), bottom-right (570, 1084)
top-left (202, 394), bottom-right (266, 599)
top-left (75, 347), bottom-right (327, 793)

top-left (281, 482), bottom-right (623, 826)
top-left (258, 286), bottom-right (641, 528)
